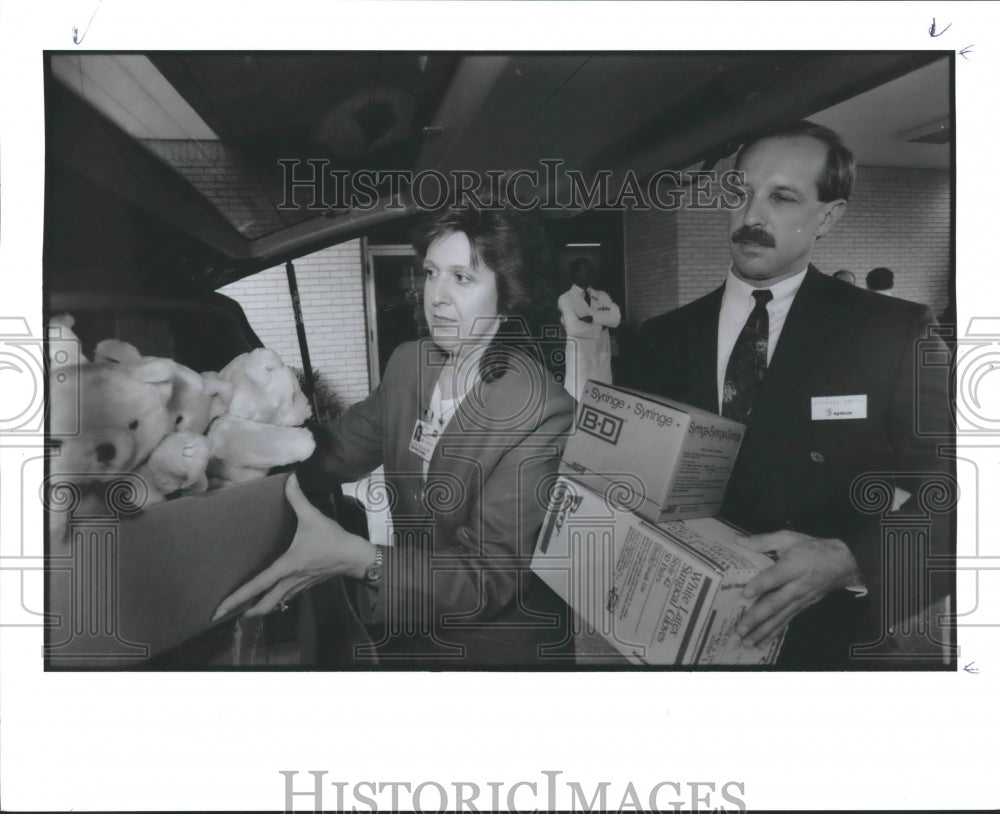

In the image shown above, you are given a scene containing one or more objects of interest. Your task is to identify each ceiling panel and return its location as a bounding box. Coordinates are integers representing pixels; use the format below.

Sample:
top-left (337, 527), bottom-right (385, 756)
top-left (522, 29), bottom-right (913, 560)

top-left (811, 56), bottom-right (951, 169)
top-left (46, 51), bottom-right (951, 283)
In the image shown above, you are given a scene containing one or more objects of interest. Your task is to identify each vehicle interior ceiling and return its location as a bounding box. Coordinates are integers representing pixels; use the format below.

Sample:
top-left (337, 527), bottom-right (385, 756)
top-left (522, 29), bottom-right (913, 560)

top-left (44, 51), bottom-right (944, 369)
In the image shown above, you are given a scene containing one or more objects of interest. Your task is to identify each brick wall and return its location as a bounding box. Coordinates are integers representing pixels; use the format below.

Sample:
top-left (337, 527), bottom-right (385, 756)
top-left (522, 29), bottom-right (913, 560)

top-left (145, 140), bottom-right (286, 236)
top-left (218, 240), bottom-right (370, 406)
top-left (812, 166), bottom-right (951, 310)
top-left (625, 165), bottom-right (952, 321)
top-left (623, 207), bottom-right (678, 324)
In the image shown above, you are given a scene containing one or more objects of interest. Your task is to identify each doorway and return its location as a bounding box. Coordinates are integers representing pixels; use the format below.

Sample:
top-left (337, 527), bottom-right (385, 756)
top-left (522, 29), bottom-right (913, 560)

top-left (364, 244), bottom-right (423, 387)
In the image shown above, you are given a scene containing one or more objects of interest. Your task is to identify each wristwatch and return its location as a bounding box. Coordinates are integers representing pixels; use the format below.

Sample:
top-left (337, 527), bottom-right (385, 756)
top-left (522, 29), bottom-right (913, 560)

top-left (363, 545), bottom-right (384, 585)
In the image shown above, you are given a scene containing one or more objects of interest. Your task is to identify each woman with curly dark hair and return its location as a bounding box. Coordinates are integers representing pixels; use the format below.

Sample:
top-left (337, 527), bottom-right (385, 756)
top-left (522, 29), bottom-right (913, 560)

top-left (215, 206), bottom-right (575, 667)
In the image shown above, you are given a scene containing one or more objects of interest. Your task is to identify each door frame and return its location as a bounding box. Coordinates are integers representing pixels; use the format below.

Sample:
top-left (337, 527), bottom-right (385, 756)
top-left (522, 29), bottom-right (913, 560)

top-left (363, 243), bottom-right (418, 389)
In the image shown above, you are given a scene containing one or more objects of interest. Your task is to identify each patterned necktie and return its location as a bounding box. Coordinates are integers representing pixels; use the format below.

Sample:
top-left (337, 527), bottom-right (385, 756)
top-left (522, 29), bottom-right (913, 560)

top-left (583, 289), bottom-right (592, 307)
top-left (721, 289), bottom-right (773, 423)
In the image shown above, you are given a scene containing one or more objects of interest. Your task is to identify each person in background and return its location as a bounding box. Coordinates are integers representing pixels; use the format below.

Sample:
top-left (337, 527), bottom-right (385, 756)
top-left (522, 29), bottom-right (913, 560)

top-left (214, 206), bottom-right (575, 667)
top-left (630, 120), bottom-right (953, 669)
top-left (832, 269), bottom-right (856, 285)
top-left (558, 257), bottom-right (622, 400)
top-left (866, 266), bottom-right (895, 295)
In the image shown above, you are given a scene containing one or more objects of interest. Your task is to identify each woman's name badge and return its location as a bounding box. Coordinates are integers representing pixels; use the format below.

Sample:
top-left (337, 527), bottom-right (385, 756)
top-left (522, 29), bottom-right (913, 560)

top-left (409, 417), bottom-right (439, 462)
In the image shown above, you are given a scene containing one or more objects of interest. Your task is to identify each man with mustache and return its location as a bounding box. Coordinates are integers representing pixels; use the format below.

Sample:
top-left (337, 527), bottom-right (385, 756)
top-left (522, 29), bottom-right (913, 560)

top-left (631, 121), bottom-right (954, 669)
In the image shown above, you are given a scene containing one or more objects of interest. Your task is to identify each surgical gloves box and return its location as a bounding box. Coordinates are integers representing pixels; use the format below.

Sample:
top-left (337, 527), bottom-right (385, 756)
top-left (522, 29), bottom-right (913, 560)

top-left (532, 476), bottom-right (781, 665)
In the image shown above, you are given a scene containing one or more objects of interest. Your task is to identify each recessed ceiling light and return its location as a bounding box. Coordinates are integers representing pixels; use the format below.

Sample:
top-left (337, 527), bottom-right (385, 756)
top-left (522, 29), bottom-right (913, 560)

top-left (897, 117), bottom-right (950, 144)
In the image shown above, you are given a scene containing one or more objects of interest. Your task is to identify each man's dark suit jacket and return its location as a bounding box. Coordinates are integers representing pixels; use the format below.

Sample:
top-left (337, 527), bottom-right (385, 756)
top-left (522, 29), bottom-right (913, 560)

top-left (631, 267), bottom-right (955, 669)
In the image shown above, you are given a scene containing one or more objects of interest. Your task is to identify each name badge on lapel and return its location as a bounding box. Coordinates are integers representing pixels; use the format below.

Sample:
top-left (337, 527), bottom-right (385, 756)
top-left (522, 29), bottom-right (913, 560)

top-left (811, 394), bottom-right (867, 421)
top-left (409, 417), bottom-right (439, 462)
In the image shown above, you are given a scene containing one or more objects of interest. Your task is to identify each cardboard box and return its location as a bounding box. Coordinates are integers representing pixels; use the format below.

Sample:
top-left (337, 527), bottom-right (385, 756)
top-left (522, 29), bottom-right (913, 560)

top-left (561, 381), bottom-right (745, 523)
top-left (532, 476), bottom-right (782, 665)
top-left (46, 473), bottom-right (297, 667)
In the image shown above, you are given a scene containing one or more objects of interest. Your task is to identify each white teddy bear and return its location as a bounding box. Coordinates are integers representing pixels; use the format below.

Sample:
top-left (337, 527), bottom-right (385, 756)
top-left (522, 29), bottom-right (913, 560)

top-left (206, 349), bottom-right (316, 488)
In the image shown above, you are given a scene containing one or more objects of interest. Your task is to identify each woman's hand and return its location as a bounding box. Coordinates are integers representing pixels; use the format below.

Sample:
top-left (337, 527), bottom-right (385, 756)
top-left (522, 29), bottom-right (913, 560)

top-left (211, 473), bottom-right (376, 621)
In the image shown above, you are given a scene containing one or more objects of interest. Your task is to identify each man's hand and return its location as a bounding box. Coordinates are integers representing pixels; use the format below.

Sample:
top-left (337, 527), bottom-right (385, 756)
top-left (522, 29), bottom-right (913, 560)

top-left (734, 531), bottom-right (862, 647)
top-left (211, 473), bottom-right (375, 621)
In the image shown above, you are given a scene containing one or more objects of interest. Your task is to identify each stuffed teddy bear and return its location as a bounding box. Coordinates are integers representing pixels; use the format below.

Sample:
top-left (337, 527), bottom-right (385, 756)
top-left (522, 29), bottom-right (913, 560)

top-left (206, 415), bottom-right (316, 488)
top-left (94, 339), bottom-right (232, 435)
top-left (133, 431), bottom-right (213, 505)
top-left (170, 366), bottom-right (231, 435)
top-left (49, 354), bottom-right (178, 475)
top-left (47, 353), bottom-right (178, 542)
top-left (92, 338), bottom-right (141, 366)
top-left (206, 348), bottom-right (316, 488)
top-left (217, 348), bottom-right (312, 426)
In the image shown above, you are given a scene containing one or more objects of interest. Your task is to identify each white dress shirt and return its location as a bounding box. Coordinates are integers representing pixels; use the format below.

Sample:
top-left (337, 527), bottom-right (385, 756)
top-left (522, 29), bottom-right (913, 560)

top-left (716, 267), bottom-right (808, 412)
top-left (421, 383), bottom-right (462, 478)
